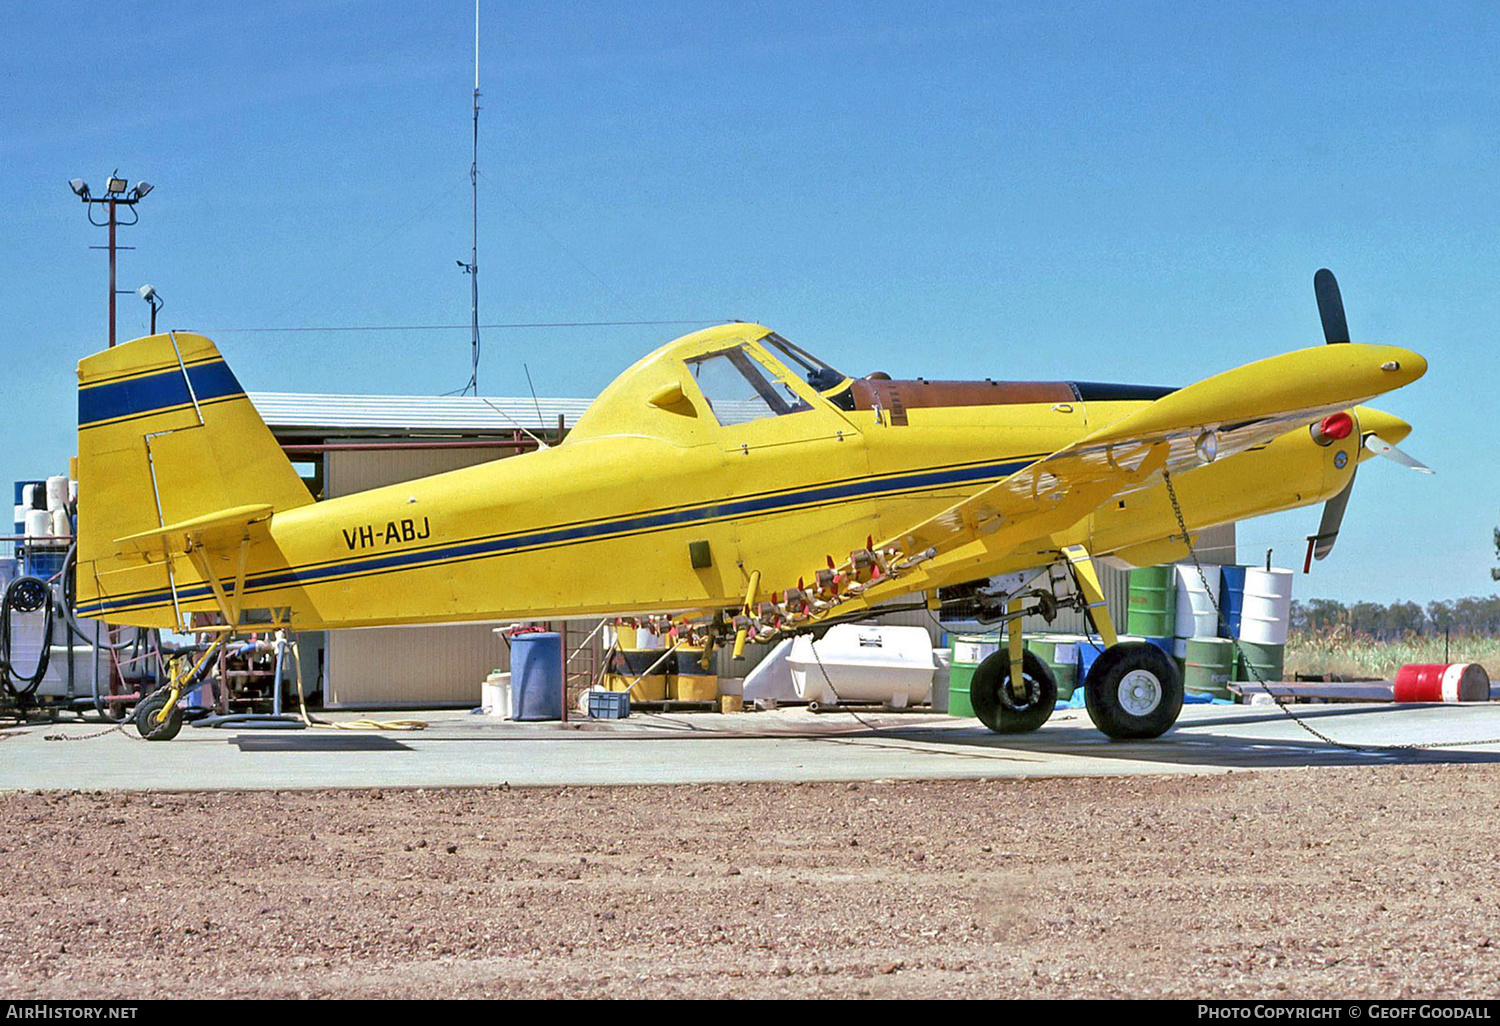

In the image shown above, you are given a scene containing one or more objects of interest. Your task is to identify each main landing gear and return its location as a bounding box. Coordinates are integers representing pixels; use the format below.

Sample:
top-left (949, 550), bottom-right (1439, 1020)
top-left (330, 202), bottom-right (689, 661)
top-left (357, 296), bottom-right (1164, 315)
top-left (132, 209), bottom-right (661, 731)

top-left (966, 545), bottom-right (1185, 741)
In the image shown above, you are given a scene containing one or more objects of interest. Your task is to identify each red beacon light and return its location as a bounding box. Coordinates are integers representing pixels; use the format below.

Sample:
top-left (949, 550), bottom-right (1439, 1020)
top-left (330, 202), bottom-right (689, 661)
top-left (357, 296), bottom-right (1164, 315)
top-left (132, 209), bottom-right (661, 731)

top-left (1310, 412), bottom-right (1355, 447)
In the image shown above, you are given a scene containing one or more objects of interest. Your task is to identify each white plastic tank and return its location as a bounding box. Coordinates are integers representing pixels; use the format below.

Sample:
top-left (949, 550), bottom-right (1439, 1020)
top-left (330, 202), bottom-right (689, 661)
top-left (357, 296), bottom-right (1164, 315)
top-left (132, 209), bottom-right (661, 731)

top-left (1239, 568), bottom-right (1294, 645)
top-left (788, 624), bottom-right (936, 708)
top-left (49, 509), bottom-right (71, 538)
top-left (1174, 563), bottom-right (1221, 642)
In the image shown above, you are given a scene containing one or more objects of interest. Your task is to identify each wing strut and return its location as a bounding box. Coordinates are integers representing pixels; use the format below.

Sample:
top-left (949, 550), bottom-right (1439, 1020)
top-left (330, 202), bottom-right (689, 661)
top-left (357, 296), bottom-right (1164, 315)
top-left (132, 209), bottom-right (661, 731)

top-left (1063, 545), bottom-right (1119, 648)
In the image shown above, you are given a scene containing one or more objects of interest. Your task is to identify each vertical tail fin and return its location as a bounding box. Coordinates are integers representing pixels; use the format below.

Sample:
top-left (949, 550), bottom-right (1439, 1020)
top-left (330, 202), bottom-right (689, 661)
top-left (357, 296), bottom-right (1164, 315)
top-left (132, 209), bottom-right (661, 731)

top-left (75, 332), bottom-right (312, 624)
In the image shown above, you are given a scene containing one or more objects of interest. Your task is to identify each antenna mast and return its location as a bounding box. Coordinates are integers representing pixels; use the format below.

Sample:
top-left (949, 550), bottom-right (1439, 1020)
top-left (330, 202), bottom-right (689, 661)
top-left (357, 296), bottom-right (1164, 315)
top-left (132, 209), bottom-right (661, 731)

top-left (459, 0), bottom-right (482, 395)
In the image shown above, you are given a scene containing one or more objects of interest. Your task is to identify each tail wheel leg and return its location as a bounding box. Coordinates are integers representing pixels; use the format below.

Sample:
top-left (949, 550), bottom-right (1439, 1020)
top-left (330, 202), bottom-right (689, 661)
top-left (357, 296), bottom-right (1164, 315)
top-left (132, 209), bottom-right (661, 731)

top-left (133, 687), bottom-right (183, 741)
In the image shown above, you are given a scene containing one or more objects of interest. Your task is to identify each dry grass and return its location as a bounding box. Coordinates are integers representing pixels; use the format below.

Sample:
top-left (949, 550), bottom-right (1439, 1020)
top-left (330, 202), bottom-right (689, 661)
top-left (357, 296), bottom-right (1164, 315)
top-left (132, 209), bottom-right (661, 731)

top-left (1284, 629), bottom-right (1500, 680)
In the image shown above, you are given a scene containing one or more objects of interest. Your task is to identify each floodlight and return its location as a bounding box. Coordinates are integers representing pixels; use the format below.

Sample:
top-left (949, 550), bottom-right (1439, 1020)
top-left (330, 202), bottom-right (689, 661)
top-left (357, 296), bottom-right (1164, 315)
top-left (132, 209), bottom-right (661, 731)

top-left (130, 180), bottom-right (153, 200)
top-left (105, 176), bottom-right (128, 195)
top-left (69, 179), bottom-right (90, 199)
top-left (137, 284), bottom-right (157, 302)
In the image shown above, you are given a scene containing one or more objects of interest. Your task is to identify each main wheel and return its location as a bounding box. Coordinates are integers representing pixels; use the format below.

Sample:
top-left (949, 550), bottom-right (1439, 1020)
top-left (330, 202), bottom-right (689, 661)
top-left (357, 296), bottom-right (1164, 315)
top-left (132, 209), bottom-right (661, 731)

top-left (971, 649), bottom-right (1057, 734)
top-left (134, 689), bottom-right (183, 741)
top-left (1083, 642), bottom-right (1183, 740)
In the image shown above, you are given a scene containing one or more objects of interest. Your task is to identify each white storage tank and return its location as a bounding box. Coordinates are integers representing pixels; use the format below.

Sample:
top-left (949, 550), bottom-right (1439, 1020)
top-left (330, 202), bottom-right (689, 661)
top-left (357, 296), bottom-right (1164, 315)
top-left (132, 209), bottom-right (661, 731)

top-left (787, 624), bottom-right (936, 708)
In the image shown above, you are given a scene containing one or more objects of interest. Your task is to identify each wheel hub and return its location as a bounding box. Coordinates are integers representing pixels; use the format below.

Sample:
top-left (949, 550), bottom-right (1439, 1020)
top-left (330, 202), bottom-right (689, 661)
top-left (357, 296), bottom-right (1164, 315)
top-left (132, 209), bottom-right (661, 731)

top-left (1001, 674), bottom-right (1037, 711)
top-left (1117, 669), bottom-right (1162, 717)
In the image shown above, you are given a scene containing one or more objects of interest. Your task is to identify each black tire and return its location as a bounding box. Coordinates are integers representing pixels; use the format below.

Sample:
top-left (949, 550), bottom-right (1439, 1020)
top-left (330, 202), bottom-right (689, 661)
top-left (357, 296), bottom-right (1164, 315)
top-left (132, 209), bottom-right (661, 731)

top-left (971, 649), bottom-right (1057, 734)
top-left (134, 689), bottom-right (183, 741)
top-left (1083, 642), bottom-right (1184, 740)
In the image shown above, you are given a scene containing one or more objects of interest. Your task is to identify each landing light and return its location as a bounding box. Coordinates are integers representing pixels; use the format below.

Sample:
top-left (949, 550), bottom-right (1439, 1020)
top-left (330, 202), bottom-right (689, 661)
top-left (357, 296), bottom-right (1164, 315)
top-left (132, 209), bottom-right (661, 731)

top-left (1194, 430), bottom-right (1218, 463)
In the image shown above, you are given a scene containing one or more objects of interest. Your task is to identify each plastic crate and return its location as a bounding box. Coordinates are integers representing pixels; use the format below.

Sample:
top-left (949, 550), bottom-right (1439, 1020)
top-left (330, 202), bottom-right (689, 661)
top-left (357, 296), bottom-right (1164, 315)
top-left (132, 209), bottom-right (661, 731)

top-left (587, 690), bottom-right (631, 719)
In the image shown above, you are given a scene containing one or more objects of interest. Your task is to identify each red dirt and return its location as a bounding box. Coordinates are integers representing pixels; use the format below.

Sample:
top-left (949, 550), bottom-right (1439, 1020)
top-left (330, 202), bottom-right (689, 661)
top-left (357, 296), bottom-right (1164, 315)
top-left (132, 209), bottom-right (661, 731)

top-left (3, 767), bottom-right (1499, 998)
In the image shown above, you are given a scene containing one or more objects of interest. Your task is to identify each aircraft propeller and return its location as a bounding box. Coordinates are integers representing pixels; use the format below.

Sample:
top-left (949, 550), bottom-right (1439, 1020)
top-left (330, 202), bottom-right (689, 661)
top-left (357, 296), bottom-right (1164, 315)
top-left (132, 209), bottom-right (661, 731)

top-left (1303, 268), bottom-right (1431, 571)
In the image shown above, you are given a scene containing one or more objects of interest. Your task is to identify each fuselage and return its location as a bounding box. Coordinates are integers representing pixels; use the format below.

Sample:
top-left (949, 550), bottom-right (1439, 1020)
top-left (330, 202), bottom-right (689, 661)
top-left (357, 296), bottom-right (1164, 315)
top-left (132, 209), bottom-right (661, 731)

top-left (77, 324), bottom-right (1392, 630)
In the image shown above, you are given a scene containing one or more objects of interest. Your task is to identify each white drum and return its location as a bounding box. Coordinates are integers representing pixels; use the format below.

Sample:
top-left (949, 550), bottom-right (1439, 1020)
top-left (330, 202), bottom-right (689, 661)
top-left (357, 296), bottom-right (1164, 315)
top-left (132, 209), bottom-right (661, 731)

top-left (1239, 568), bottom-right (1294, 645)
top-left (1174, 563), bottom-right (1221, 639)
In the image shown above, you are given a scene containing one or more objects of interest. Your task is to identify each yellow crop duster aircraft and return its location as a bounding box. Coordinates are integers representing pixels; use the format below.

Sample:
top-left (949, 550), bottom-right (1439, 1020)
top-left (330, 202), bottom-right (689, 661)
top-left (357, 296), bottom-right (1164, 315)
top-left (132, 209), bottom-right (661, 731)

top-left (75, 270), bottom-right (1427, 741)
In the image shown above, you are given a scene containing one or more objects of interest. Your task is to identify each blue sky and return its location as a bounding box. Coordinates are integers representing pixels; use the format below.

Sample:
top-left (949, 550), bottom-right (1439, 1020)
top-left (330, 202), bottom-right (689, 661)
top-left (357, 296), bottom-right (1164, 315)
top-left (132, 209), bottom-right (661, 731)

top-left (3, 1), bottom-right (1495, 605)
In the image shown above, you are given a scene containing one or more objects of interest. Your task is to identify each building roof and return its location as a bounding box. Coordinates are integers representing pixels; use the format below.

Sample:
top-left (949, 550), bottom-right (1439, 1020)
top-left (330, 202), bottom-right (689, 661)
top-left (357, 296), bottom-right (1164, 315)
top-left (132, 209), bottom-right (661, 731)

top-left (247, 392), bottom-right (595, 437)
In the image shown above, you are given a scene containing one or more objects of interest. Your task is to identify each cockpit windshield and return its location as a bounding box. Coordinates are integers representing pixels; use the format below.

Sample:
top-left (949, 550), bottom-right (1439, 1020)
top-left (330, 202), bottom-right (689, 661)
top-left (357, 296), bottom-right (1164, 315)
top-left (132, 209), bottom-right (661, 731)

top-left (685, 346), bottom-right (812, 427)
top-left (759, 332), bottom-right (847, 393)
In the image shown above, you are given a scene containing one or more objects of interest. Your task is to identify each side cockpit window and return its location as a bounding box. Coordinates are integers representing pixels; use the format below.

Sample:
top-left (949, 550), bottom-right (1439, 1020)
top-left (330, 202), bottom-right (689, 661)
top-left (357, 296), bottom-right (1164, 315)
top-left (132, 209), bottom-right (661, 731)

top-left (686, 346), bottom-right (811, 426)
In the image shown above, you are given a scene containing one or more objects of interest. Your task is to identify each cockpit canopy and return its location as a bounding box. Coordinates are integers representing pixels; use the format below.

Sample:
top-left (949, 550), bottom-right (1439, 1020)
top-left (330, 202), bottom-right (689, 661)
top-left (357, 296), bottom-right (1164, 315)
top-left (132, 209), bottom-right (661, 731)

top-left (683, 332), bottom-right (850, 427)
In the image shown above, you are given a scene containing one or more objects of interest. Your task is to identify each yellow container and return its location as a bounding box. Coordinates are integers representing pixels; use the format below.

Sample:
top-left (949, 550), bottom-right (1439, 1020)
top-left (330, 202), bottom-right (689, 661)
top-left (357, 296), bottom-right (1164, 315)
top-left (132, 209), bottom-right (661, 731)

top-left (604, 672), bottom-right (667, 702)
top-left (668, 675), bottom-right (718, 702)
top-left (719, 695), bottom-right (743, 713)
top-left (675, 646), bottom-right (712, 674)
top-left (613, 623), bottom-right (638, 649)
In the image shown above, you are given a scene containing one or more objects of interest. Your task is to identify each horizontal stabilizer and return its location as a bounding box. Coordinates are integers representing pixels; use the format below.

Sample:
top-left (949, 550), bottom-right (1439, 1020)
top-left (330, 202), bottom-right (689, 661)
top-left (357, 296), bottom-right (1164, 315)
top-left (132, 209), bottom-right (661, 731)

top-left (114, 503), bottom-right (275, 557)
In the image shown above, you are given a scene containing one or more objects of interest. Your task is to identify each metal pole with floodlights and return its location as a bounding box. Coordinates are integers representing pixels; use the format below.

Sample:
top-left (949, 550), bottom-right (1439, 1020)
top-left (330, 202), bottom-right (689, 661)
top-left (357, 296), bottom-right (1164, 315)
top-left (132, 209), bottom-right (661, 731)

top-left (69, 171), bottom-right (154, 348)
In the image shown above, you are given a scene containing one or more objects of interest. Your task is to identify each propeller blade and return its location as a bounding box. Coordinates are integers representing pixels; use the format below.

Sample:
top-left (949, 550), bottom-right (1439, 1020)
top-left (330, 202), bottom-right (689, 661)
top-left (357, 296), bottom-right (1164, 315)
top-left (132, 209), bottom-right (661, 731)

top-left (1313, 268), bottom-right (1350, 344)
top-left (1304, 475), bottom-right (1356, 571)
top-left (1364, 433), bottom-right (1435, 474)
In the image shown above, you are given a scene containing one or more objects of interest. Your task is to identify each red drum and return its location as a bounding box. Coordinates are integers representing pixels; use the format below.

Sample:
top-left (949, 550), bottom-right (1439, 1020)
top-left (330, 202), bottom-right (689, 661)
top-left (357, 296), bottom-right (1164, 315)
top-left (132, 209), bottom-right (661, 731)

top-left (1392, 663), bottom-right (1490, 703)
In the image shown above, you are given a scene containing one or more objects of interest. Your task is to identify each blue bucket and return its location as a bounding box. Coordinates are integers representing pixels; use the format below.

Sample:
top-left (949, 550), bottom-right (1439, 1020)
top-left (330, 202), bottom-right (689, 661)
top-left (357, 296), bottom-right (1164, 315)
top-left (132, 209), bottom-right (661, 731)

top-left (509, 632), bottom-right (563, 721)
top-left (1219, 565), bottom-right (1246, 639)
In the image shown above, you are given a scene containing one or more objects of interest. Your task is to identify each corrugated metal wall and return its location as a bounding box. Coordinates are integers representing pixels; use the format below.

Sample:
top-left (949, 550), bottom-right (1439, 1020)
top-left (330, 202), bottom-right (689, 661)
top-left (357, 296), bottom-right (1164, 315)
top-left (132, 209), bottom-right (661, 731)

top-left (322, 447), bottom-right (513, 708)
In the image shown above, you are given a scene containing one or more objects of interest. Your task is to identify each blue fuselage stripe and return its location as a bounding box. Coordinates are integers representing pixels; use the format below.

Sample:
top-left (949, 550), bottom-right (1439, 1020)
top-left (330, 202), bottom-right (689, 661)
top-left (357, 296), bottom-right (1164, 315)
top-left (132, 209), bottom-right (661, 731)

top-left (77, 455), bottom-right (1035, 617)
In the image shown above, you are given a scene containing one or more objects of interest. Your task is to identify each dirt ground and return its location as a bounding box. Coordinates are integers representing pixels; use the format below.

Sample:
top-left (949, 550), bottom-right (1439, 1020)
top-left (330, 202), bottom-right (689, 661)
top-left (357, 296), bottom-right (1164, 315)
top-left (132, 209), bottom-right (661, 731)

top-left (1, 766), bottom-right (1498, 999)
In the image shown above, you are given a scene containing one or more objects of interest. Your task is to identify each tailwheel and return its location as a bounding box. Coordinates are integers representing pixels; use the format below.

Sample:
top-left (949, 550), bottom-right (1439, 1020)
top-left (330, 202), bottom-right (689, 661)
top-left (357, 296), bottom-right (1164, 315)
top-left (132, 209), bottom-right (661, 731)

top-left (971, 650), bottom-right (1057, 734)
top-left (134, 688), bottom-right (184, 742)
top-left (1083, 642), bottom-right (1183, 740)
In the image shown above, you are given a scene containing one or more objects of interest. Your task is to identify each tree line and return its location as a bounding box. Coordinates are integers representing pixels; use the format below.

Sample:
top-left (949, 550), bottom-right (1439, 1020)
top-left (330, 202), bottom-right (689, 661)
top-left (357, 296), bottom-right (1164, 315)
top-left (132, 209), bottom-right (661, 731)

top-left (1291, 596), bottom-right (1500, 638)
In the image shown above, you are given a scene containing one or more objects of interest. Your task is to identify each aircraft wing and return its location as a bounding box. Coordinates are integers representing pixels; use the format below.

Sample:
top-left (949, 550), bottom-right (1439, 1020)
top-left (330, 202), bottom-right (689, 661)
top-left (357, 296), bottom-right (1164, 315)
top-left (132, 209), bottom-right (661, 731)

top-left (881, 342), bottom-right (1423, 564)
top-left (743, 342), bottom-right (1424, 630)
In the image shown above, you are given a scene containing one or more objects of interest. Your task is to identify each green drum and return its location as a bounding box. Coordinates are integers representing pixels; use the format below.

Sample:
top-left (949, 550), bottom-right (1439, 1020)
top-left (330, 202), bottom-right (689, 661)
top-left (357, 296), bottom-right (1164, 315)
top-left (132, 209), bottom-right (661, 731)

top-left (1233, 641), bottom-right (1285, 690)
top-left (948, 634), bottom-right (1004, 717)
top-left (1024, 635), bottom-right (1080, 701)
top-left (948, 662), bottom-right (977, 718)
top-left (1127, 565), bottom-right (1176, 638)
top-left (1183, 637), bottom-right (1235, 700)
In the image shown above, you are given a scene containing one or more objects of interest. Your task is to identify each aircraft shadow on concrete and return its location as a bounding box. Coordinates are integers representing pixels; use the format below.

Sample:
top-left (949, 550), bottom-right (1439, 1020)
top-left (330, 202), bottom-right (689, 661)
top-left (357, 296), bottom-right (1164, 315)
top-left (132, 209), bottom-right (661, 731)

top-left (865, 705), bottom-right (1500, 770)
top-left (232, 735), bottom-right (413, 753)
